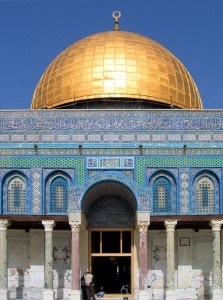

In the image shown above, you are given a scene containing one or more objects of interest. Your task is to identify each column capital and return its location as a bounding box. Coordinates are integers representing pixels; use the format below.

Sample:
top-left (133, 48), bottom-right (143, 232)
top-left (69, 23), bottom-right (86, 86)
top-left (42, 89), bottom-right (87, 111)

top-left (0, 219), bottom-right (10, 231)
top-left (165, 220), bottom-right (177, 232)
top-left (137, 221), bottom-right (149, 232)
top-left (210, 220), bottom-right (223, 231)
top-left (69, 221), bottom-right (81, 232)
top-left (42, 220), bottom-right (55, 231)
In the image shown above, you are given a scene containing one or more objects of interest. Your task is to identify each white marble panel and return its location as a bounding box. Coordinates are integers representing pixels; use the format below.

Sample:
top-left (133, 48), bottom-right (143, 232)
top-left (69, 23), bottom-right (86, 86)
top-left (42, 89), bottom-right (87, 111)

top-left (177, 229), bottom-right (193, 288)
top-left (150, 233), bottom-right (166, 288)
top-left (53, 234), bottom-right (71, 289)
top-left (192, 234), bottom-right (212, 299)
top-left (30, 230), bottom-right (44, 288)
top-left (8, 231), bottom-right (30, 289)
top-left (176, 288), bottom-right (197, 299)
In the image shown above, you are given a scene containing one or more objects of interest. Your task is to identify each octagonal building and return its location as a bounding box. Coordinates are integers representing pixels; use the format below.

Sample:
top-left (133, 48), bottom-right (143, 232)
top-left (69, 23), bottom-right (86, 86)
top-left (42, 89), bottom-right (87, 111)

top-left (0, 12), bottom-right (223, 300)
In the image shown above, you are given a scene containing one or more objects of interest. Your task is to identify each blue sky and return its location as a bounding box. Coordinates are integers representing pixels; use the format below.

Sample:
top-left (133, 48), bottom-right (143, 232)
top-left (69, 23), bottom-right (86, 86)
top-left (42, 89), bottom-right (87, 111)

top-left (0, 0), bottom-right (223, 109)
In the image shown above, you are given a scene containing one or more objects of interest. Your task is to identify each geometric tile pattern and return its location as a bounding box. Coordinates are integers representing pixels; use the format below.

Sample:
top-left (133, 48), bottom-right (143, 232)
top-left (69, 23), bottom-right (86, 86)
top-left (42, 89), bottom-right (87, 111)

top-left (180, 169), bottom-right (190, 214)
top-left (53, 245), bottom-right (71, 288)
top-left (87, 157), bottom-right (134, 169)
top-left (1, 109), bottom-right (223, 132)
top-left (88, 169), bottom-right (134, 179)
top-left (50, 177), bottom-right (68, 214)
top-left (0, 158), bottom-right (85, 185)
top-left (2, 111), bottom-right (223, 147)
top-left (136, 157), bottom-right (223, 186)
top-left (3, 147), bottom-right (223, 156)
top-left (72, 171), bottom-right (149, 211)
top-left (45, 173), bottom-right (72, 215)
top-left (196, 177), bottom-right (214, 213)
top-left (148, 170), bottom-right (177, 215)
top-left (153, 177), bottom-right (172, 213)
top-left (190, 167), bottom-right (221, 179)
top-left (1, 169), bottom-right (30, 214)
top-left (7, 177), bottom-right (26, 213)
top-left (31, 168), bottom-right (42, 214)
top-left (192, 172), bottom-right (220, 214)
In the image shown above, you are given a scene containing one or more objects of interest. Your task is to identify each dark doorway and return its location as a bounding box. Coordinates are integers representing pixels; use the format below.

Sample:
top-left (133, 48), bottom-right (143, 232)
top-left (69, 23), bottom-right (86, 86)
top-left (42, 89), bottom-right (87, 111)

top-left (92, 256), bottom-right (131, 294)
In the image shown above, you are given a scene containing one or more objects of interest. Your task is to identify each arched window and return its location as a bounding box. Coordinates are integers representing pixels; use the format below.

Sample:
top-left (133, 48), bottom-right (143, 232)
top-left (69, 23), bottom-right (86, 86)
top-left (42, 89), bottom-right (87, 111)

top-left (153, 176), bottom-right (172, 213)
top-left (195, 176), bottom-right (214, 213)
top-left (49, 176), bottom-right (68, 214)
top-left (7, 176), bottom-right (27, 213)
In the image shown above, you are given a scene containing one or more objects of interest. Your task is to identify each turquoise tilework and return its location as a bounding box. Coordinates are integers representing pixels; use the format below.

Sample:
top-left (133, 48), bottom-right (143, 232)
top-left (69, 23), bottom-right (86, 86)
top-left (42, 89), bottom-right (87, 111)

top-left (0, 157), bottom-right (85, 185)
top-left (136, 157), bottom-right (223, 186)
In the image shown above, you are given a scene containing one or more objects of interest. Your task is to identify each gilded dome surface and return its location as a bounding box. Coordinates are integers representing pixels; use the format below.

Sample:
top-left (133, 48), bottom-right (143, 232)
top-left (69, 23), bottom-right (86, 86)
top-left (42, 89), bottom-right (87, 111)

top-left (31, 31), bottom-right (202, 109)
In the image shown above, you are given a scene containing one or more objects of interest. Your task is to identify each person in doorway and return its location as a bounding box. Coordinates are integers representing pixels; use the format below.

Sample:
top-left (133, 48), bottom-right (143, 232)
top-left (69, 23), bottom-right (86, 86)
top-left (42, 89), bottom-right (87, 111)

top-left (96, 286), bottom-right (105, 297)
top-left (81, 273), bottom-right (87, 300)
top-left (84, 270), bottom-right (96, 300)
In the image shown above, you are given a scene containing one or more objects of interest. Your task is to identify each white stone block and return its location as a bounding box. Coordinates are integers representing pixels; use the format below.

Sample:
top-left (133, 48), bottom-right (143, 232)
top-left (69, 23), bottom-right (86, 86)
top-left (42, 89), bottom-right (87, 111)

top-left (0, 289), bottom-right (9, 300)
top-left (138, 290), bottom-right (150, 300)
top-left (69, 289), bottom-right (81, 300)
top-left (153, 288), bottom-right (165, 300)
top-left (212, 289), bottom-right (223, 300)
top-left (42, 289), bottom-right (55, 300)
top-left (176, 288), bottom-right (197, 299)
top-left (166, 290), bottom-right (176, 300)
top-left (30, 266), bottom-right (44, 287)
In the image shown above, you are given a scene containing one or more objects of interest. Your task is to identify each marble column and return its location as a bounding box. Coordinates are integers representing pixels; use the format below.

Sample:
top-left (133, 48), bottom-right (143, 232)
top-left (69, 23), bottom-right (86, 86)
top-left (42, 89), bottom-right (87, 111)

top-left (69, 221), bottom-right (81, 300)
top-left (0, 219), bottom-right (10, 300)
top-left (138, 220), bottom-right (150, 300)
top-left (42, 220), bottom-right (55, 300)
top-left (165, 220), bottom-right (177, 300)
top-left (210, 220), bottom-right (223, 300)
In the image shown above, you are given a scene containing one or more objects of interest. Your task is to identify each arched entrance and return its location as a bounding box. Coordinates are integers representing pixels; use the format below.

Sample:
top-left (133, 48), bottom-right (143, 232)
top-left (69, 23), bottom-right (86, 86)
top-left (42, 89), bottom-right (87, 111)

top-left (81, 180), bottom-right (137, 296)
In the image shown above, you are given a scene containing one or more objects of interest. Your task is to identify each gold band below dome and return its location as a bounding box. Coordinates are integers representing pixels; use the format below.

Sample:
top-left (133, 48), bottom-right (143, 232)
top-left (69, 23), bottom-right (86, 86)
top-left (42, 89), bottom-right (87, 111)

top-left (31, 31), bottom-right (202, 110)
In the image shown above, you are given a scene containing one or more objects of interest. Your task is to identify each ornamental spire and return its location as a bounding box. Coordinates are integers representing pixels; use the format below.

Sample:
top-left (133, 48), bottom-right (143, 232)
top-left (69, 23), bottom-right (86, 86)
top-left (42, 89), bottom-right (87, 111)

top-left (112, 11), bottom-right (121, 31)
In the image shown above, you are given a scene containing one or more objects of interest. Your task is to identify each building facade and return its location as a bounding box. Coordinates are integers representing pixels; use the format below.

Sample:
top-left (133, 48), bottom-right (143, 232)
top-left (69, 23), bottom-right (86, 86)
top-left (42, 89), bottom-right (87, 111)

top-left (1, 12), bottom-right (223, 300)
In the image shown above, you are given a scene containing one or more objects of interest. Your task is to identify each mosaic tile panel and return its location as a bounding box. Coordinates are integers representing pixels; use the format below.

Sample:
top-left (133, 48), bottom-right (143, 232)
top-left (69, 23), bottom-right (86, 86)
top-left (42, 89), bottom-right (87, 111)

top-left (87, 157), bottom-right (134, 169)
top-left (191, 172), bottom-right (220, 214)
top-left (136, 157), bottom-right (223, 186)
top-left (180, 169), bottom-right (190, 214)
top-left (88, 170), bottom-right (134, 179)
top-left (190, 167), bottom-right (221, 178)
top-left (1, 110), bottom-right (223, 132)
top-left (53, 245), bottom-right (71, 288)
top-left (2, 111), bottom-right (223, 146)
top-left (69, 187), bottom-right (81, 211)
top-left (69, 172), bottom-right (146, 211)
top-left (3, 132), bottom-right (223, 143)
top-left (45, 172), bottom-right (72, 215)
top-left (31, 168), bottom-right (42, 214)
top-left (43, 169), bottom-right (75, 181)
top-left (88, 195), bottom-right (134, 228)
top-left (2, 147), bottom-right (223, 157)
top-left (148, 170), bottom-right (177, 215)
top-left (1, 169), bottom-right (30, 214)
top-left (0, 158), bottom-right (85, 185)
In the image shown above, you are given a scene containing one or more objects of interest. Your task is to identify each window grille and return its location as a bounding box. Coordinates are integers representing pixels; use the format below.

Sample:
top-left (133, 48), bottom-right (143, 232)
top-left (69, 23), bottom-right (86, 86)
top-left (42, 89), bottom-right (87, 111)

top-left (50, 176), bottom-right (68, 213)
top-left (153, 177), bottom-right (171, 213)
top-left (196, 177), bottom-right (214, 213)
top-left (8, 177), bottom-right (26, 213)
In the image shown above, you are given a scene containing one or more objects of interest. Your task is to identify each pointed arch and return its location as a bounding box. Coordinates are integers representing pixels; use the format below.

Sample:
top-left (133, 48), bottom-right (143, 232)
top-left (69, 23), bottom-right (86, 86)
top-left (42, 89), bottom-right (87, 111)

top-left (45, 171), bottom-right (72, 214)
top-left (2, 171), bottom-right (29, 214)
top-left (149, 171), bottom-right (177, 215)
top-left (192, 171), bottom-right (219, 214)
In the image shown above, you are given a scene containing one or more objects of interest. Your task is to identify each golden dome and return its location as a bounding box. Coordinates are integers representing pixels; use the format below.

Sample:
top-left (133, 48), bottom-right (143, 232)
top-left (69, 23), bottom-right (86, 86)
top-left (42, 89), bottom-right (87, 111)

top-left (31, 31), bottom-right (202, 109)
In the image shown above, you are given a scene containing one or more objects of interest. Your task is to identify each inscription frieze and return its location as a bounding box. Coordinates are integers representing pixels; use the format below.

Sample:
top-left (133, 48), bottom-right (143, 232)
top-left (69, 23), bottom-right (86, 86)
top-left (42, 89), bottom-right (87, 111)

top-left (1, 110), bottom-right (223, 132)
